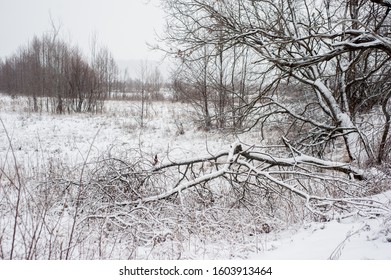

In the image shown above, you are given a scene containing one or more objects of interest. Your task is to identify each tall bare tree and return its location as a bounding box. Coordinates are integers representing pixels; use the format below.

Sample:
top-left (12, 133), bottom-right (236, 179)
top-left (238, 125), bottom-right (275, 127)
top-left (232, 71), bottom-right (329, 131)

top-left (161, 0), bottom-right (391, 163)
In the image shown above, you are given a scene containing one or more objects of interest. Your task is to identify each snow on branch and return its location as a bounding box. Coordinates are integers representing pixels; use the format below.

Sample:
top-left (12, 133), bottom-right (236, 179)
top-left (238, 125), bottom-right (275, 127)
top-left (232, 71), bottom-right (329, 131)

top-left (240, 150), bottom-right (364, 180)
top-left (108, 142), bottom-right (391, 220)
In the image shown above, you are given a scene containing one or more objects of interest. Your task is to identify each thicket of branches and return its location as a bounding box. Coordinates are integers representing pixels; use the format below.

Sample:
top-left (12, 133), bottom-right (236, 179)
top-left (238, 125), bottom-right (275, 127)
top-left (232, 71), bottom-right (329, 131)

top-left (137, 0), bottom-right (391, 231)
top-left (0, 30), bottom-right (119, 114)
top-left (162, 0), bottom-right (391, 165)
top-left (1, 141), bottom-right (390, 259)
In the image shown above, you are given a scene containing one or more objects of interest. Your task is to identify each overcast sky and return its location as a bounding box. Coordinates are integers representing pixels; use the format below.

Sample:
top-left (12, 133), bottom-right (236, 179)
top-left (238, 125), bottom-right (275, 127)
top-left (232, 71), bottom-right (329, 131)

top-left (0, 0), bottom-right (165, 61)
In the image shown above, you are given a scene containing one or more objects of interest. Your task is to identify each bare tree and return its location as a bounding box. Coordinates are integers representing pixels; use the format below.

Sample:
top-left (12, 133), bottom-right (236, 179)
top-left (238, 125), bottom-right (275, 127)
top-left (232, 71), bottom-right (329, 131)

top-left (172, 46), bottom-right (213, 128)
top-left (161, 0), bottom-right (391, 162)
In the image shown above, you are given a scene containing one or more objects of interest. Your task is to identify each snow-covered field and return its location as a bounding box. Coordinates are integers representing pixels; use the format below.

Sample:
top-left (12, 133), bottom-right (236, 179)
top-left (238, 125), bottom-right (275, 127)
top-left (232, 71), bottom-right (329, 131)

top-left (0, 95), bottom-right (235, 168)
top-left (0, 93), bottom-right (390, 260)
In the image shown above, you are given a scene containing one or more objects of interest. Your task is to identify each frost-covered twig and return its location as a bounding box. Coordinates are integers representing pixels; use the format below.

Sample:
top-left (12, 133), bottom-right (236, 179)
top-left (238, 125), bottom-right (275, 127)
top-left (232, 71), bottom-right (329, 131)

top-left (328, 224), bottom-right (371, 260)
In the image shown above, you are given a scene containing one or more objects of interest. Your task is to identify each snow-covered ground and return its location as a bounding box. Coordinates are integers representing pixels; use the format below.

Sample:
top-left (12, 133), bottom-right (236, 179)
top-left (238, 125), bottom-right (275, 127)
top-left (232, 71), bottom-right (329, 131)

top-left (0, 95), bottom-right (236, 167)
top-left (253, 211), bottom-right (391, 259)
top-left (0, 93), bottom-right (390, 260)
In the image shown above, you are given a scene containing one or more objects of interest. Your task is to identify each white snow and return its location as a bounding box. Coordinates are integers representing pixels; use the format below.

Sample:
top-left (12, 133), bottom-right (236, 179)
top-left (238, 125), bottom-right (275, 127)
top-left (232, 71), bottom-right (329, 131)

top-left (252, 217), bottom-right (391, 260)
top-left (0, 93), bottom-right (390, 260)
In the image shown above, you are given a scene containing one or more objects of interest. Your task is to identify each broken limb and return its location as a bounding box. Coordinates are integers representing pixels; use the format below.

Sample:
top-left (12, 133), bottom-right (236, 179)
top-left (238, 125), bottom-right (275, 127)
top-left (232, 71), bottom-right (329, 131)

top-left (113, 142), bottom-right (389, 219)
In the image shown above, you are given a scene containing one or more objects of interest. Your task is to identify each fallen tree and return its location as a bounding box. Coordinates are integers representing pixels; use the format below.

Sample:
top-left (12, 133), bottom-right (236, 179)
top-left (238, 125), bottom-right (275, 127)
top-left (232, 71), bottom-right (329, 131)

top-left (96, 142), bottom-right (390, 221)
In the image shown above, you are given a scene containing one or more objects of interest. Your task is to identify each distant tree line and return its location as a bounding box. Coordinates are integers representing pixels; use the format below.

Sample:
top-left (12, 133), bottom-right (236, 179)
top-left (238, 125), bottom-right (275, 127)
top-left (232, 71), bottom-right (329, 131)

top-left (116, 64), bottom-right (165, 101)
top-left (0, 31), bottom-right (119, 114)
